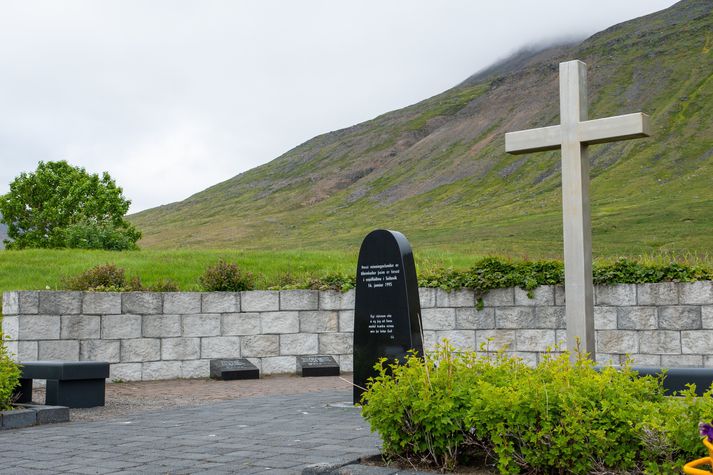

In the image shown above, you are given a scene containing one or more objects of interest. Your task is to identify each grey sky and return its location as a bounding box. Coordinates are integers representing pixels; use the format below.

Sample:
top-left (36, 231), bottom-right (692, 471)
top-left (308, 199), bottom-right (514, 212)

top-left (0, 0), bottom-right (678, 213)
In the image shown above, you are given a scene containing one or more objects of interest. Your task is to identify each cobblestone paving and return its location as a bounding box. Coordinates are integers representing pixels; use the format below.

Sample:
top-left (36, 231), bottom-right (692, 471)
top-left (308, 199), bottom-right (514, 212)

top-left (0, 390), bottom-right (381, 474)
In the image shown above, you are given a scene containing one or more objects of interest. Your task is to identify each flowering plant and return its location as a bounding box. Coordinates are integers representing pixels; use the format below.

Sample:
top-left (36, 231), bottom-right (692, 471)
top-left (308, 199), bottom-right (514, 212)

top-left (699, 421), bottom-right (713, 441)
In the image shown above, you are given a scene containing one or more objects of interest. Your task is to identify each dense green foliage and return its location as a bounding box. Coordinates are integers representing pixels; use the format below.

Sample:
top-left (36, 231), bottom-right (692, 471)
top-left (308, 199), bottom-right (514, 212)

top-left (361, 345), bottom-right (713, 474)
top-left (0, 161), bottom-right (141, 250)
top-left (0, 335), bottom-right (20, 411)
top-left (199, 260), bottom-right (254, 291)
top-left (62, 263), bottom-right (178, 292)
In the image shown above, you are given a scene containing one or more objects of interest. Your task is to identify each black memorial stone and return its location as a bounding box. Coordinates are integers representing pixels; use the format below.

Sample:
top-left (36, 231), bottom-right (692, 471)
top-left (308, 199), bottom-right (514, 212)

top-left (353, 229), bottom-right (423, 404)
top-left (297, 355), bottom-right (340, 377)
top-left (210, 358), bottom-right (259, 380)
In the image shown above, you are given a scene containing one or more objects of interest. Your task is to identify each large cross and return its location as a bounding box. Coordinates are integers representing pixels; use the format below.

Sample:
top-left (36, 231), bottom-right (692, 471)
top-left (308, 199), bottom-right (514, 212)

top-left (505, 60), bottom-right (650, 361)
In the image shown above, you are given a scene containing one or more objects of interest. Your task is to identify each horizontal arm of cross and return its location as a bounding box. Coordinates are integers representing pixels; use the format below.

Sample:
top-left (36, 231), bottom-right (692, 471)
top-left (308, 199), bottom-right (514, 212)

top-left (505, 112), bottom-right (650, 155)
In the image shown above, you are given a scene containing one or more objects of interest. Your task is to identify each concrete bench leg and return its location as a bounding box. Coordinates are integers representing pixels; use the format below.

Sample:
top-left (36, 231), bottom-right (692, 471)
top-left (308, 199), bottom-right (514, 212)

top-left (13, 379), bottom-right (33, 404)
top-left (46, 379), bottom-right (106, 408)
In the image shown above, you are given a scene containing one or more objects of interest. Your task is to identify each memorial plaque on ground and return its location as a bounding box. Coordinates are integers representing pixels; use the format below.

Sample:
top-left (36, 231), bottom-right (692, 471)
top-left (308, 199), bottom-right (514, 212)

top-left (353, 229), bottom-right (423, 404)
top-left (209, 358), bottom-right (259, 380)
top-left (297, 355), bottom-right (340, 377)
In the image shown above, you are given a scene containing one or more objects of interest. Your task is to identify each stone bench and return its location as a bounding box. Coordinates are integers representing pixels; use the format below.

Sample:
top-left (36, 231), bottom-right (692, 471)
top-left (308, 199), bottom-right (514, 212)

top-left (14, 361), bottom-right (110, 408)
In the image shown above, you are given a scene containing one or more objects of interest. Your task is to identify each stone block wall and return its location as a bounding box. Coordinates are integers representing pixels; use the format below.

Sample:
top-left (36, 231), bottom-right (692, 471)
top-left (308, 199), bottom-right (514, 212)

top-left (2, 281), bottom-right (713, 381)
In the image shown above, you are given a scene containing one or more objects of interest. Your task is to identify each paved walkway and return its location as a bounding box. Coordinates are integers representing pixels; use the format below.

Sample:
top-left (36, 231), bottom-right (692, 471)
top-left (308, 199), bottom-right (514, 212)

top-left (0, 389), bottom-right (382, 474)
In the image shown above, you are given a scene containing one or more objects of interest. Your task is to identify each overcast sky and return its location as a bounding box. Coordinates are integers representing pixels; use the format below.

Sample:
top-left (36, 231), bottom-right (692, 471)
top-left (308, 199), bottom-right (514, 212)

top-left (0, 0), bottom-right (678, 213)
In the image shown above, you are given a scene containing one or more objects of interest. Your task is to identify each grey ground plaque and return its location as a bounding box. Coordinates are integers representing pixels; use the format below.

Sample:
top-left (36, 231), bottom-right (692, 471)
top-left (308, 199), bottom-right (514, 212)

top-left (210, 358), bottom-right (259, 380)
top-left (297, 355), bottom-right (340, 377)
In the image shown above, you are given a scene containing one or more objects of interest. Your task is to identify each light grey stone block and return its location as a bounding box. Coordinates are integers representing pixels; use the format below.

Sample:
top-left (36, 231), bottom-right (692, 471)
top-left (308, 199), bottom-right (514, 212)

top-left (434, 330), bottom-right (475, 350)
top-left (703, 306), bottom-right (713, 329)
top-left (280, 333), bottom-right (318, 355)
top-left (200, 336), bottom-right (241, 359)
top-left (514, 286), bottom-right (554, 306)
top-left (82, 292), bottom-right (121, 315)
top-left (617, 307), bottom-right (657, 330)
top-left (516, 329), bottom-right (555, 352)
top-left (1, 316), bottom-right (19, 340)
top-left (18, 315), bottom-right (60, 340)
top-left (122, 292), bottom-right (162, 314)
top-left (4, 341), bottom-right (18, 360)
top-left (60, 315), bottom-right (100, 339)
top-left (142, 361), bottom-right (182, 380)
top-left (418, 288), bottom-right (436, 308)
top-left (423, 330), bottom-right (437, 351)
top-left (658, 306), bottom-right (702, 330)
top-left (595, 353), bottom-right (621, 365)
top-left (241, 334), bottom-right (279, 357)
top-left (639, 330), bottom-right (681, 354)
top-left (637, 282), bottom-right (678, 305)
top-left (455, 307), bottom-right (495, 330)
top-left (163, 293), bottom-right (201, 314)
top-left (679, 281), bottom-right (713, 305)
top-left (110, 363), bottom-right (142, 381)
top-left (495, 307), bottom-right (535, 328)
top-left (182, 314), bottom-right (221, 337)
top-left (422, 308), bottom-right (456, 330)
top-left (436, 289), bottom-right (475, 307)
top-left (261, 311), bottom-right (299, 334)
top-left (339, 310), bottom-right (354, 332)
top-left (2, 292), bottom-right (19, 315)
top-left (555, 329), bottom-right (567, 348)
top-left (161, 337), bottom-right (200, 360)
top-left (627, 354), bottom-right (662, 366)
top-left (262, 356), bottom-right (296, 375)
top-left (661, 354), bottom-right (703, 368)
top-left (241, 291), bottom-right (279, 312)
top-left (319, 290), bottom-right (354, 310)
top-left (481, 288), bottom-right (514, 307)
top-left (338, 354), bottom-right (353, 372)
top-left (102, 314), bottom-right (142, 339)
top-left (121, 338), bottom-right (161, 362)
top-left (554, 286), bottom-right (566, 306)
top-left (201, 293), bottom-right (239, 313)
top-left (512, 352), bottom-right (538, 367)
top-left (596, 330), bottom-right (638, 354)
top-left (18, 291), bottom-right (39, 314)
top-left (181, 359), bottom-right (209, 379)
top-left (222, 313), bottom-right (261, 335)
top-left (534, 307), bottom-right (566, 329)
top-left (319, 333), bottom-right (352, 354)
top-left (18, 341), bottom-right (38, 360)
top-left (142, 314), bottom-right (181, 337)
top-left (703, 355), bottom-right (713, 368)
top-left (681, 331), bottom-right (713, 354)
top-left (476, 329), bottom-right (516, 351)
top-left (80, 340), bottom-right (120, 363)
top-left (280, 290), bottom-right (319, 310)
top-left (39, 340), bottom-right (79, 360)
top-left (595, 284), bottom-right (636, 306)
top-left (38, 291), bottom-right (82, 314)
top-left (299, 311), bottom-right (338, 333)
top-left (594, 307), bottom-right (618, 330)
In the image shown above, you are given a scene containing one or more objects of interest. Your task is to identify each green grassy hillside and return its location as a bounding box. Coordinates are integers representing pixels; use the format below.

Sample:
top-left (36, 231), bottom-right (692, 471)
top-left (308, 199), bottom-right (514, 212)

top-left (130, 0), bottom-right (713, 260)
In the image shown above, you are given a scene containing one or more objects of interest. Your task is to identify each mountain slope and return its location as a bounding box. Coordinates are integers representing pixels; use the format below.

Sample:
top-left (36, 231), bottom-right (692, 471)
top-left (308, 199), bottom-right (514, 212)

top-left (131, 0), bottom-right (713, 258)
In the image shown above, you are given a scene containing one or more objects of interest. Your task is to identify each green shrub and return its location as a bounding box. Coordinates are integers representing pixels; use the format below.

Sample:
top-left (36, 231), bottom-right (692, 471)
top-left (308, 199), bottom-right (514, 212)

top-left (0, 334), bottom-right (21, 411)
top-left (62, 220), bottom-right (140, 251)
top-left (200, 259), bottom-right (254, 291)
top-left (63, 263), bottom-right (126, 290)
top-left (361, 345), bottom-right (713, 474)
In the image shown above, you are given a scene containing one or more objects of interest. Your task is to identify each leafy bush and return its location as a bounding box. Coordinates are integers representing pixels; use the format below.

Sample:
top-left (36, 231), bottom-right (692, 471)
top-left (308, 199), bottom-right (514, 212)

top-left (308, 273), bottom-right (356, 291)
top-left (62, 220), bottom-right (140, 251)
top-left (0, 334), bottom-right (21, 411)
top-left (63, 263), bottom-right (126, 290)
top-left (361, 345), bottom-right (713, 474)
top-left (199, 259), bottom-right (254, 291)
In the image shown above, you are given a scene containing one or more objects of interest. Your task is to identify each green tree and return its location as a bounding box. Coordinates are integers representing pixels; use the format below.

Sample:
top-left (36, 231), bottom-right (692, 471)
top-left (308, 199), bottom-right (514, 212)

top-left (0, 160), bottom-right (141, 250)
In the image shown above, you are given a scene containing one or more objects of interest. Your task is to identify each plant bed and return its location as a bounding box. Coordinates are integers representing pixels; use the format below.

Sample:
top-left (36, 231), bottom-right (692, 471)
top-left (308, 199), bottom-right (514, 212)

top-left (0, 403), bottom-right (69, 430)
top-left (360, 345), bottom-right (713, 475)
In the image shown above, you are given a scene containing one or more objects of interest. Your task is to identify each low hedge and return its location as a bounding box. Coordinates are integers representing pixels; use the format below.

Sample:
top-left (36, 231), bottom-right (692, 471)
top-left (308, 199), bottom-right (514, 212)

top-left (361, 345), bottom-right (713, 474)
top-left (0, 334), bottom-right (20, 411)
